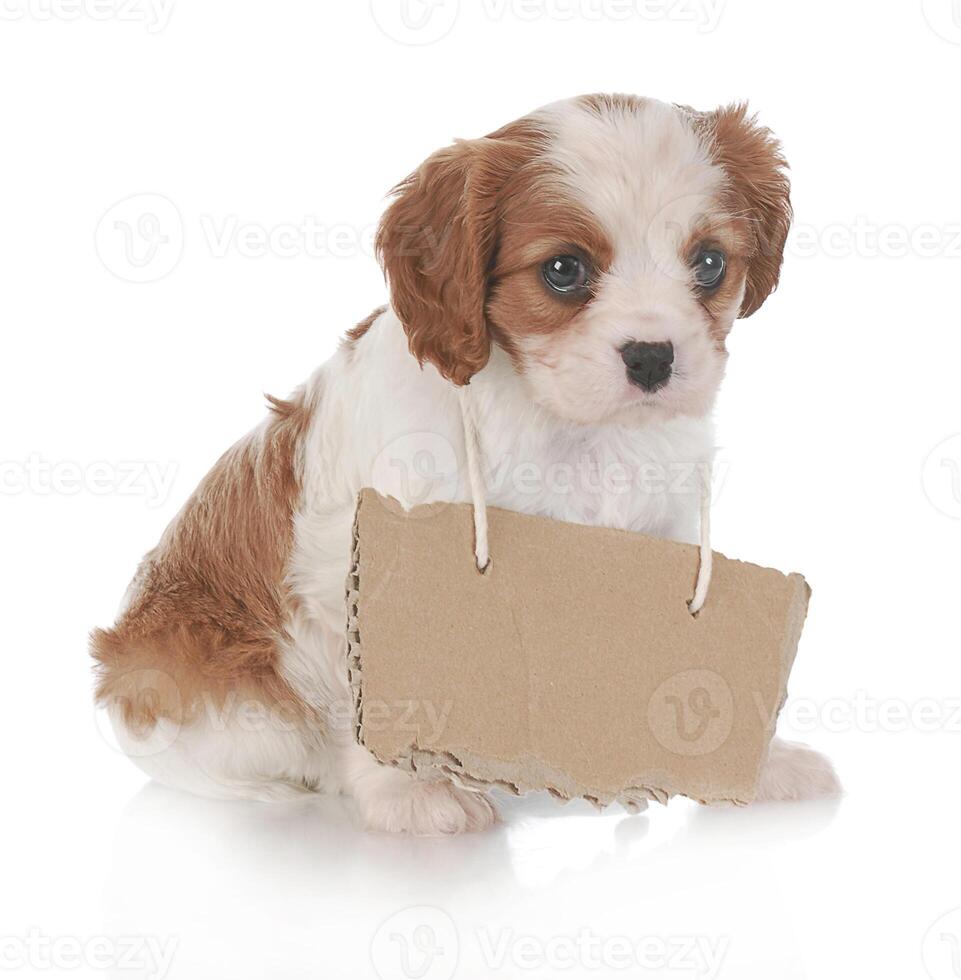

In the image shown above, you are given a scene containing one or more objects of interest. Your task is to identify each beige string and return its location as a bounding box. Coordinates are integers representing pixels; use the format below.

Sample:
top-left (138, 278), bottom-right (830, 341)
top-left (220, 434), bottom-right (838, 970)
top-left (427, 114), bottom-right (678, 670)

top-left (458, 385), bottom-right (491, 573)
top-left (457, 384), bottom-right (712, 612)
top-left (688, 475), bottom-right (713, 616)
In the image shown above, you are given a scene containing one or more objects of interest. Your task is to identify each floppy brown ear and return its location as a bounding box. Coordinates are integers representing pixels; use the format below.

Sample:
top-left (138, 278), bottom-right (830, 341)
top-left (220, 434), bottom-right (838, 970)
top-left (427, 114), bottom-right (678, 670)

top-left (700, 104), bottom-right (792, 317)
top-left (376, 134), bottom-right (535, 386)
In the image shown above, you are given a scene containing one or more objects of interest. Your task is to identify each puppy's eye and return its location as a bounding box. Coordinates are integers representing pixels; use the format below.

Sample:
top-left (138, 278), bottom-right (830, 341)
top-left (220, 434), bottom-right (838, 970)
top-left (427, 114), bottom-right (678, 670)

top-left (692, 248), bottom-right (726, 290)
top-left (542, 254), bottom-right (589, 294)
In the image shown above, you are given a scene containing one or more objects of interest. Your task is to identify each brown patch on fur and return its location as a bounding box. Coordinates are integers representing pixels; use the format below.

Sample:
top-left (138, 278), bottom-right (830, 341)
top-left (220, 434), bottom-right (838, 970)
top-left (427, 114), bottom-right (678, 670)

top-left (342, 304), bottom-right (387, 356)
top-left (679, 211), bottom-right (756, 346)
top-left (375, 118), bottom-right (551, 386)
top-left (486, 195), bottom-right (614, 359)
top-left (688, 103), bottom-right (792, 318)
top-left (700, 255), bottom-right (750, 348)
top-left (90, 387), bottom-right (322, 736)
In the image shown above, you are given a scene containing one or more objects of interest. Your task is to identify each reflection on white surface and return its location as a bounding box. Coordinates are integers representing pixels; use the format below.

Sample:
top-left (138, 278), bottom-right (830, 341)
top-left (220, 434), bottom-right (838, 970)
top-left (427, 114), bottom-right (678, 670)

top-left (102, 782), bottom-right (840, 979)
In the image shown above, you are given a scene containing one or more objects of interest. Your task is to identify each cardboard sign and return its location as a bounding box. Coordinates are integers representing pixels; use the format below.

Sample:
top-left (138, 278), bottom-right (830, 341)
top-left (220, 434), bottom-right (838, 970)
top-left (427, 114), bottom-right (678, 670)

top-left (346, 489), bottom-right (810, 807)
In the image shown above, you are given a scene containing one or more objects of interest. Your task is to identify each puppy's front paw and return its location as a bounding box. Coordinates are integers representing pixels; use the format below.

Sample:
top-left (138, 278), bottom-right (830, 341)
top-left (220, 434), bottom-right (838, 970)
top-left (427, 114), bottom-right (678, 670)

top-left (754, 738), bottom-right (841, 802)
top-left (359, 776), bottom-right (496, 836)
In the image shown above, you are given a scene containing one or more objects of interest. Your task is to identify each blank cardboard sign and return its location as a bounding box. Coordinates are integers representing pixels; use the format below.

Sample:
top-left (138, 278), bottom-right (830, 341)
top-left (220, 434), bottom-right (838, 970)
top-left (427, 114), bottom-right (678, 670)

top-left (346, 489), bottom-right (810, 807)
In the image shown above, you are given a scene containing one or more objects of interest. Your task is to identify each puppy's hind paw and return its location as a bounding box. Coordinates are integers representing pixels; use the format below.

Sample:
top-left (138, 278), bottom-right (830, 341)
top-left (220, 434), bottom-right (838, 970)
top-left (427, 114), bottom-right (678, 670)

top-left (754, 738), bottom-right (841, 802)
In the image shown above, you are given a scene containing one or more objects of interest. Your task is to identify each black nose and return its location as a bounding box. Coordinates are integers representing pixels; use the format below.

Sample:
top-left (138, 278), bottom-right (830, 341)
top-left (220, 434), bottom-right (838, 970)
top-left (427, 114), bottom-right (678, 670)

top-left (620, 340), bottom-right (674, 392)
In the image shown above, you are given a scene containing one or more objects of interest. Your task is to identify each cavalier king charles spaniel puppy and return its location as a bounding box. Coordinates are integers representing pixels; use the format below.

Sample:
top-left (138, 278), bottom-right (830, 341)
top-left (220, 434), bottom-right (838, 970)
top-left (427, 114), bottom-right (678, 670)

top-left (92, 94), bottom-right (839, 835)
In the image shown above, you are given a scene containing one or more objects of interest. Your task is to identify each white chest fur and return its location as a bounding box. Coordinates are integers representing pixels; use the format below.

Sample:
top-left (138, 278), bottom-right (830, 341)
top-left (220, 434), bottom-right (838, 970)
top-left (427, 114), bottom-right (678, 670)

top-left (290, 310), bottom-right (714, 633)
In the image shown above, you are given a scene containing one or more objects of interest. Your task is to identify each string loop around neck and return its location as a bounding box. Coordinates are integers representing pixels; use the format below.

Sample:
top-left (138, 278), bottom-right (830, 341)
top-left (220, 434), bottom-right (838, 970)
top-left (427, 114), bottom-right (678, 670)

top-left (456, 384), bottom-right (712, 612)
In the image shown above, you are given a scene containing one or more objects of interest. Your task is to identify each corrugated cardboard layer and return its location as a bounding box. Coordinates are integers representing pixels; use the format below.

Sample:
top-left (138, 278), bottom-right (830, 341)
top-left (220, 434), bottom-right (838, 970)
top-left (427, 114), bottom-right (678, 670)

top-left (347, 489), bottom-right (809, 807)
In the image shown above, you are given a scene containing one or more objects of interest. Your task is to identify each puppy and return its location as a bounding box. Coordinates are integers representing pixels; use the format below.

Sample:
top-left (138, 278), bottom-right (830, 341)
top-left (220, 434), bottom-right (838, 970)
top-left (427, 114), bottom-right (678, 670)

top-left (92, 95), bottom-right (839, 835)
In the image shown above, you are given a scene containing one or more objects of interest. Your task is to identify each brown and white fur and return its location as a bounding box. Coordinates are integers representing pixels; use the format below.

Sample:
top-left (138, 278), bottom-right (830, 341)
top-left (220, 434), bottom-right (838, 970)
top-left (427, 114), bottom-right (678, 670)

top-left (91, 95), bottom-right (839, 835)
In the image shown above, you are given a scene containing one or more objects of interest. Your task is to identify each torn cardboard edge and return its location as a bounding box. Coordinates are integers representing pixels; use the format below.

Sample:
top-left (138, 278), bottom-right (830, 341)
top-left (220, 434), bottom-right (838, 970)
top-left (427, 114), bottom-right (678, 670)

top-left (347, 489), bottom-right (810, 809)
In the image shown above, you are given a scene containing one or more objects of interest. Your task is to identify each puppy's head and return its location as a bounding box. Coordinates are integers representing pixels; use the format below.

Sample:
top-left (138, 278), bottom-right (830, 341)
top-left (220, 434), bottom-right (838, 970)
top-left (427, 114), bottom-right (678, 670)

top-left (376, 95), bottom-right (791, 425)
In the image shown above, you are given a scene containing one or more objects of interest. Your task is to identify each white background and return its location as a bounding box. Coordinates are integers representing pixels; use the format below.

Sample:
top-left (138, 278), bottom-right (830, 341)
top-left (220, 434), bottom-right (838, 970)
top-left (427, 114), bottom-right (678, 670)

top-left (2, 1), bottom-right (961, 978)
